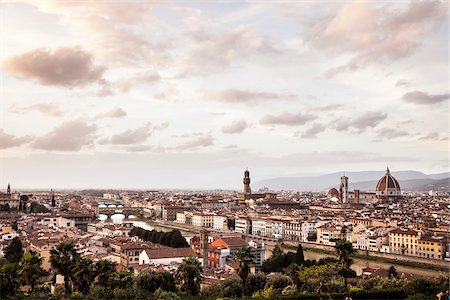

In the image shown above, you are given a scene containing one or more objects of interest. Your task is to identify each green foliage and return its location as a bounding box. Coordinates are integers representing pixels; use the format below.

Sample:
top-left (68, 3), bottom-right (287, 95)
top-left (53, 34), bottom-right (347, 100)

top-left (18, 251), bottom-right (46, 289)
top-left (30, 202), bottom-right (50, 213)
top-left (5, 237), bottom-right (24, 263)
top-left (284, 263), bottom-right (302, 291)
top-left (50, 242), bottom-right (80, 295)
top-left (227, 218), bottom-right (235, 230)
top-left (298, 263), bottom-right (339, 295)
top-left (175, 256), bottom-right (203, 296)
top-left (334, 239), bottom-right (356, 291)
top-left (94, 259), bottom-right (117, 287)
top-left (388, 265), bottom-right (398, 278)
top-left (152, 287), bottom-right (180, 300)
top-left (0, 203), bottom-right (10, 212)
top-left (110, 270), bottom-right (134, 290)
top-left (221, 278), bottom-right (243, 298)
top-left (0, 262), bottom-right (20, 298)
top-left (244, 272), bottom-right (267, 296)
top-left (130, 227), bottom-right (189, 248)
top-left (86, 285), bottom-right (114, 300)
top-left (72, 257), bottom-right (96, 294)
top-left (261, 246), bottom-right (294, 273)
top-left (265, 273), bottom-right (291, 291)
top-left (291, 244), bottom-right (305, 266)
top-left (234, 246), bottom-right (255, 289)
top-left (406, 293), bottom-right (429, 300)
top-left (136, 269), bottom-right (176, 293)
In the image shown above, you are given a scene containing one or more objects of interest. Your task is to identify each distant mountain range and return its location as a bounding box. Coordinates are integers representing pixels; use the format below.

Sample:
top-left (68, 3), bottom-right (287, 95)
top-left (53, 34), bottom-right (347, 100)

top-left (254, 171), bottom-right (450, 192)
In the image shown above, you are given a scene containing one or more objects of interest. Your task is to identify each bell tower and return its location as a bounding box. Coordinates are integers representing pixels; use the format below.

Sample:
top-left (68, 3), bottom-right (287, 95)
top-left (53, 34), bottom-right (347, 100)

top-left (339, 175), bottom-right (348, 203)
top-left (6, 183), bottom-right (10, 194)
top-left (199, 228), bottom-right (209, 268)
top-left (243, 169), bottom-right (251, 194)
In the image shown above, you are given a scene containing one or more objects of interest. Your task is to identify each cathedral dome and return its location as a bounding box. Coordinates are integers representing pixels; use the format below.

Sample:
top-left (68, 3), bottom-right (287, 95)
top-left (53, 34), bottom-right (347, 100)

top-left (376, 167), bottom-right (401, 200)
top-left (327, 188), bottom-right (339, 198)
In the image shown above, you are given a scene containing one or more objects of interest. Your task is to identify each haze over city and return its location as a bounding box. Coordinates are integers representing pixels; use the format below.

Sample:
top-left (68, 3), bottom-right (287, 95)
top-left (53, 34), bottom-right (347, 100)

top-left (0, 1), bottom-right (448, 189)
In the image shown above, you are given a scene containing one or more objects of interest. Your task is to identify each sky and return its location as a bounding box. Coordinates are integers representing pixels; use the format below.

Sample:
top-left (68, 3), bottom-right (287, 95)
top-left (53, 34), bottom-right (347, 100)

top-left (0, 0), bottom-right (448, 190)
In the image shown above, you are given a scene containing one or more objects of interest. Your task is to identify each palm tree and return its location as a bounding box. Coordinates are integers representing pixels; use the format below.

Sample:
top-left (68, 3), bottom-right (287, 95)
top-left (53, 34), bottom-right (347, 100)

top-left (175, 256), bottom-right (203, 296)
top-left (95, 259), bottom-right (117, 287)
top-left (234, 247), bottom-right (255, 290)
top-left (335, 240), bottom-right (356, 292)
top-left (49, 242), bottom-right (80, 295)
top-left (18, 251), bottom-right (45, 290)
top-left (72, 257), bottom-right (96, 294)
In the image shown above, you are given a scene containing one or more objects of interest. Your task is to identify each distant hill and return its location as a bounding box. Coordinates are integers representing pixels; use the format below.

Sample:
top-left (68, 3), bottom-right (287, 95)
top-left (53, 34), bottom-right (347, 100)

top-left (254, 171), bottom-right (450, 192)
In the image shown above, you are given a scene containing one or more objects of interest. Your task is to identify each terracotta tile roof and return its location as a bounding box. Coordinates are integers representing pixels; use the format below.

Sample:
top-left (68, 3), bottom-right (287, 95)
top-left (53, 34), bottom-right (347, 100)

top-left (144, 247), bottom-right (195, 259)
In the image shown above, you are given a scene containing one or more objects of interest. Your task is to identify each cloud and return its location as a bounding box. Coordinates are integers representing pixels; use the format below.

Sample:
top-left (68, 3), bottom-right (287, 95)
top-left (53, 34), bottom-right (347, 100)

top-left (301, 123), bottom-right (326, 139)
top-left (32, 120), bottom-right (97, 151)
top-left (221, 120), bottom-right (248, 134)
top-left (124, 145), bottom-right (166, 153)
top-left (335, 111), bottom-right (387, 132)
top-left (27, 102), bottom-right (63, 117)
top-left (117, 71), bottom-right (161, 93)
top-left (310, 1), bottom-right (447, 75)
top-left (418, 132), bottom-right (440, 141)
top-left (185, 24), bottom-right (279, 74)
top-left (315, 104), bottom-right (343, 111)
top-left (10, 102), bottom-right (63, 117)
top-left (207, 89), bottom-right (295, 104)
top-left (26, 1), bottom-right (168, 67)
top-left (106, 122), bottom-right (168, 145)
top-left (154, 84), bottom-right (179, 100)
top-left (395, 80), bottom-right (410, 87)
top-left (376, 128), bottom-right (409, 139)
top-left (3, 46), bottom-right (106, 87)
top-left (402, 91), bottom-right (449, 105)
top-left (175, 134), bottom-right (214, 150)
top-left (0, 129), bottom-right (32, 149)
top-left (95, 107), bottom-right (127, 119)
top-left (260, 112), bottom-right (316, 126)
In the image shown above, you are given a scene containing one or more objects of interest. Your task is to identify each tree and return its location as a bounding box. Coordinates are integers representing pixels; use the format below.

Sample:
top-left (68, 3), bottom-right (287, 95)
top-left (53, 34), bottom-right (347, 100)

top-left (94, 259), bottom-right (117, 287)
top-left (50, 242), bottom-right (80, 295)
top-left (176, 256), bottom-right (203, 296)
top-left (0, 262), bottom-right (20, 298)
top-left (244, 272), bottom-right (267, 296)
top-left (298, 263), bottom-right (339, 297)
top-left (285, 263), bottom-right (303, 291)
top-left (5, 237), bottom-right (24, 263)
top-left (137, 270), bottom-right (176, 293)
top-left (221, 278), bottom-right (243, 297)
top-left (388, 265), bottom-right (398, 279)
top-left (72, 257), bottom-right (96, 294)
top-left (18, 251), bottom-right (45, 290)
top-left (291, 244), bottom-right (305, 266)
top-left (261, 248), bottom-right (294, 273)
top-left (271, 244), bottom-right (284, 257)
top-left (110, 270), bottom-right (134, 290)
top-left (227, 218), bottom-right (235, 230)
top-left (335, 239), bottom-right (356, 292)
top-left (265, 273), bottom-right (291, 291)
top-left (234, 246), bottom-right (255, 292)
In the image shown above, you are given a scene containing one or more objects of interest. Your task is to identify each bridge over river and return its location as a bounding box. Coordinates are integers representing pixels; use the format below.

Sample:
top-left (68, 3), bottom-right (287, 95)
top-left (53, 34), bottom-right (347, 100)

top-left (94, 206), bottom-right (143, 219)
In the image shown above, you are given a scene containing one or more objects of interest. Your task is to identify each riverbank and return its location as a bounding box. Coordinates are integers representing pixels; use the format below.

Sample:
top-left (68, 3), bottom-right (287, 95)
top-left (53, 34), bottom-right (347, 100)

top-left (282, 244), bottom-right (448, 274)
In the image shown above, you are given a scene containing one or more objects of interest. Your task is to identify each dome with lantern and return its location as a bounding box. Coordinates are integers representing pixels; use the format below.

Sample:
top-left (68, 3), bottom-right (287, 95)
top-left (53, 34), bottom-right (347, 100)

top-left (375, 167), bottom-right (401, 201)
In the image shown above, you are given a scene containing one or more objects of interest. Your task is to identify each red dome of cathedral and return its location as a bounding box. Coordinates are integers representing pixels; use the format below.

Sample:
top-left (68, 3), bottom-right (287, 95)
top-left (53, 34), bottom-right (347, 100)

top-left (327, 188), bottom-right (339, 198)
top-left (376, 167), bottom-right (401, 201)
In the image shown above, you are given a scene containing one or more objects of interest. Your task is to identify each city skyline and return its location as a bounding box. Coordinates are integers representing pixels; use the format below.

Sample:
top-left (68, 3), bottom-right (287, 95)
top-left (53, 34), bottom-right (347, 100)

top-left (1, 1), bottom-right (448, 189)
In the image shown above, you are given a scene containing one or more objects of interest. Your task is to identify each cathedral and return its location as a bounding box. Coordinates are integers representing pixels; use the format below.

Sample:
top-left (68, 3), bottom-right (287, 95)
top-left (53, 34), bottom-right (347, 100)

top-left (328, 167), bottom-right (402, 205)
